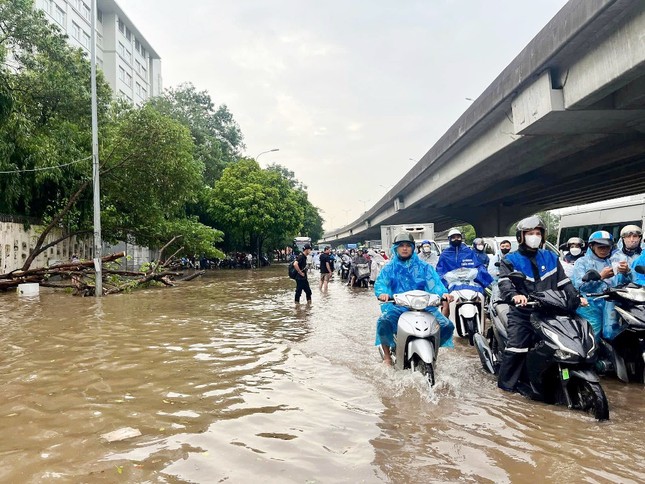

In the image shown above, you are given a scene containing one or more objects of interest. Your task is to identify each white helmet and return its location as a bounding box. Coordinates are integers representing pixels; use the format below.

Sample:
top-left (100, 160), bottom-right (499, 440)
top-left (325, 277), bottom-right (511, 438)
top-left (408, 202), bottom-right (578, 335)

top-left (620, 225), bottom-right (642, 238)
top-left (447, 228), bottom-right (462, 238)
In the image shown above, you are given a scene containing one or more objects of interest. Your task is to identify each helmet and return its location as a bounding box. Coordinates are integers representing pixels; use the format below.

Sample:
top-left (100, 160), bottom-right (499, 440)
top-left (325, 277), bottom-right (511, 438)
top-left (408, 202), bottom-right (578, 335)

top-left (588, 230), bottom-right (613, 246)
top-left (566, 237), bottom-right (584, 247)
top-left (393, 232), bottom-right (415, 245)
top-left (447, 228), bottom-right (462, 239)
top-left (620, 224), bottom-right (642, 238)
top-left (515, 215), bottom-right (546, 244)
top-left (421, 239), bottom-right (430, 245)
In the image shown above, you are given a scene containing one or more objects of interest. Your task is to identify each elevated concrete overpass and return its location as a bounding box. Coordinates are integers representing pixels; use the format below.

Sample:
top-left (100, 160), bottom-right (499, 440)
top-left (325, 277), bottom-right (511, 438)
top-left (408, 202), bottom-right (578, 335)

top-left (322, 0), bottom-right (645, 246)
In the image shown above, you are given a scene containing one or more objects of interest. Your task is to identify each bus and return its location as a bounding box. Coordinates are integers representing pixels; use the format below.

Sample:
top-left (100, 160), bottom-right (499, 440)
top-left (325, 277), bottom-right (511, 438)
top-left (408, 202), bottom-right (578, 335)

top-left (293, 236), bottom-right (312, 252)
top-left (556, 196), bottom-right (645, 247)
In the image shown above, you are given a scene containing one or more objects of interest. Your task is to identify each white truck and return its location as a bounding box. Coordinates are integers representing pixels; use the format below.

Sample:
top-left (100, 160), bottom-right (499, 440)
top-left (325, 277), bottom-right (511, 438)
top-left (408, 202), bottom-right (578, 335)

top-left (380, 223), bottom-right (436, 250)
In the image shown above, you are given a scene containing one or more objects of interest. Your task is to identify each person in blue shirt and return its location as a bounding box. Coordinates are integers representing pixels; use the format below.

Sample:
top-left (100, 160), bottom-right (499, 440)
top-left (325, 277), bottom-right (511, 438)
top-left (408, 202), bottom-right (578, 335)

top-left (374, 232), bottom-right (454, 366)
top-left (572, 231), bottom-right (632, 341)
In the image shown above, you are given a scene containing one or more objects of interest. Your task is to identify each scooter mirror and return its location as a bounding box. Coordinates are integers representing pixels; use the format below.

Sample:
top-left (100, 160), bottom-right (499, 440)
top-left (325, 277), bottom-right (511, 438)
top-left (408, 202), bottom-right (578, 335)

top-left (634, 265), bottom-right (645, 275)
top-left (582, 270), bottom-right (602, 282)
top-left (494, 262), bottom-right (501, 267)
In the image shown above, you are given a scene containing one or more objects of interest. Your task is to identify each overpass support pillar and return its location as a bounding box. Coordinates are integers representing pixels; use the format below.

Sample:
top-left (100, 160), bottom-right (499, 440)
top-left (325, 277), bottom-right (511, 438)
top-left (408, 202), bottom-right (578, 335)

top-left (444, 205), bottom-right (541, 237)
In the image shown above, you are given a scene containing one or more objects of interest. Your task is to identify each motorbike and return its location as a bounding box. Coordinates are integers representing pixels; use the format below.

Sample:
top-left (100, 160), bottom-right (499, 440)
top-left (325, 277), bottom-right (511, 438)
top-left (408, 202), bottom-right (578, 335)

top-left (473, 271), bottom-right (609, 421)
top-left (444, 267), bottom-right (485, 345)
top-left (339, 259), bottom-right (351, 280)
top-left (354, 262), bottom-right (371, 288)
top-left (378, 290), bottom-right (444, 386)
top-left (582, 266), bottom-right (645, 383)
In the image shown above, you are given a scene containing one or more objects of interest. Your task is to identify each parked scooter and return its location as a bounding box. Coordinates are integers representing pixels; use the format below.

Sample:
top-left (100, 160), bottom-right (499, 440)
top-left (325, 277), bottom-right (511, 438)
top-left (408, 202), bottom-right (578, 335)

top-left (444, 267), bottom-right (485, 345)
top-left (473, 271), bottom-right (609, 420)
top-left (582, 266), bottom-right (645, 383)
top-left (378, 290), bottom-right (445, 386)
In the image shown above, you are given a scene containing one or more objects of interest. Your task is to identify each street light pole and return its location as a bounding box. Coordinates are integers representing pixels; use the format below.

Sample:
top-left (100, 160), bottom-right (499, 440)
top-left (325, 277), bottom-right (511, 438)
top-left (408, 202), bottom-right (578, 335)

top-left (256, 148), bottom-right (280, 161)
top-left (90, 0), bottom-right (102, 296)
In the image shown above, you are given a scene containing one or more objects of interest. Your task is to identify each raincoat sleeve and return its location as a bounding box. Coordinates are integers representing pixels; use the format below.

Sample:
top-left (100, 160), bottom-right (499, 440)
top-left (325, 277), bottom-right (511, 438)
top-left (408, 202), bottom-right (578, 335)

top-left (425, 265), bottom-right (448, 296)
top-left (632, 254), bottom-right (645, 285)
top-left (475, 264), bottom-right (494, 289)
top-left (610, 252), bottom-right (633, 285)
top-left (497, 257), bottom-right (519, 302)
top-left (374, 264), bottom-right (392, 298)
top-left (435, 254), bottom-right (448, 277)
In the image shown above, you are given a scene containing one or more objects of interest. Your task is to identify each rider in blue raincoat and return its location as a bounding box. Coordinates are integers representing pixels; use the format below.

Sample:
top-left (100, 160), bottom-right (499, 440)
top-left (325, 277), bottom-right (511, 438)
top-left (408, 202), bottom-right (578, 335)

top-left (572, 231), bottom-right (632, 341)
top-left (436, 229), bottom-right (493, 293)
top-left (375, 232), bottom-right (455, 366)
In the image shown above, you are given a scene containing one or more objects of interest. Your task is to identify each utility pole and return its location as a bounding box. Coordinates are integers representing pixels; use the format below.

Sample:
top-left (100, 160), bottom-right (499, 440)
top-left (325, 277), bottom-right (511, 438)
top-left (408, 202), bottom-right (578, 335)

top-left (90, 0), bottom-right (102, 296)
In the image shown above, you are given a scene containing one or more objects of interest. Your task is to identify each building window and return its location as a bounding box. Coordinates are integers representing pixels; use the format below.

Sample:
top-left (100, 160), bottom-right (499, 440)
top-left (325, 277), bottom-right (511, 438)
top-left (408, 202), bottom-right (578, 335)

top-left (141, 47), bottom-right (147, 59)
top-left (71, 21), bottom-right (81, 40)
top-left (135, 39), bottom-right (141, 53)
top-left (73, 0), bottom-right (82, 11)
top-left (118, 18), bottom-right (125, 34)
top-left (55, 5), bottom-right (65, 26)
top-left (118, 66), bottom-right (126, 82)
top-left (82, 31), bottom-right (90, 49)
top-left (97, 33), bottom-right (103, 47)
top-left (82, 4), bottom-right (90, 21)
top-left (126, 73), bottom-right (132, 87)
top-left (118, 42), bottom-right (126, 57)
top-left (43, 0), bottom-right (53, 15)
top-left (125, 27), bottom-right (132, 42)
top-left (97, 8), bottom-right (103, 23)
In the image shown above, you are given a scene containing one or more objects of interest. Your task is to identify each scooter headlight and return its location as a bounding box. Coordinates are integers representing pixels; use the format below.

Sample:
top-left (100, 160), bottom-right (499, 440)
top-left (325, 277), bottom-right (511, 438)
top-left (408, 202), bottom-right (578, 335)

top-left (542, 327), bottom-right (578, 356)
top-left (555, 349), bottom-right (572, 360)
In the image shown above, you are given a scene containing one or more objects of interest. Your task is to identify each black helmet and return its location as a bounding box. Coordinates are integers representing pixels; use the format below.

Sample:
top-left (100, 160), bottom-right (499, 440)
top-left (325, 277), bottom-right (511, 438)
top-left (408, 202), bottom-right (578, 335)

top-left (393, 232), bottom-right (415, 245)
top-left (515, 215), bottom-right (546, 244)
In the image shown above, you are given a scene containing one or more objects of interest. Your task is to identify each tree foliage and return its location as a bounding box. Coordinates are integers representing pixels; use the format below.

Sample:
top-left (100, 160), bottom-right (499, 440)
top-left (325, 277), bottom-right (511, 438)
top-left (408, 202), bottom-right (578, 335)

top-left (210, 159), bottom-right (304, 254)
top-left (147, 83), bottom-right (244, 186)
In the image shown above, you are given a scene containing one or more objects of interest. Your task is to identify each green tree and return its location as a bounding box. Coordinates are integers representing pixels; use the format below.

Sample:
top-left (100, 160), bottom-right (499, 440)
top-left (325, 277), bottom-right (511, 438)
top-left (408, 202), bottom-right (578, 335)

top-left (266, 163), bottom-right (324, 242)
top-left (0, 0), bottom-right (112, 219)
top-left (147, 82), bottom-right (244, 187)
top-left (210, 159), bottom-right (304, 256)
top-left (99, 104), bottom-right (208, 247)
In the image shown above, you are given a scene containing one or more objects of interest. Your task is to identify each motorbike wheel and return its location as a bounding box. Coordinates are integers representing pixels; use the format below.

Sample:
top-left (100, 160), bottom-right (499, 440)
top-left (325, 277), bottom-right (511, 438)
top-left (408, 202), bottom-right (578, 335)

top-left (412, 355), bottom-right (435, 386)
top-left (571, 379), bottom-right (609, 421)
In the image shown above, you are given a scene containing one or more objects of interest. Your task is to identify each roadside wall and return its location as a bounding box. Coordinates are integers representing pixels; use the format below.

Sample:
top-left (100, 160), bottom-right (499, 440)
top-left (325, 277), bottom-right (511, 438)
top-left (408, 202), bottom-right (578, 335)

top-left (0, 218), bottom-right (154, 273)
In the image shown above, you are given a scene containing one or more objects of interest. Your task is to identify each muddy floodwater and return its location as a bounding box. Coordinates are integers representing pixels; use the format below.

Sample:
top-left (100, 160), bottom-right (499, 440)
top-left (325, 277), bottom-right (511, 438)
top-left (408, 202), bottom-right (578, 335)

top-left (1, 265), bottom-right (644, 483)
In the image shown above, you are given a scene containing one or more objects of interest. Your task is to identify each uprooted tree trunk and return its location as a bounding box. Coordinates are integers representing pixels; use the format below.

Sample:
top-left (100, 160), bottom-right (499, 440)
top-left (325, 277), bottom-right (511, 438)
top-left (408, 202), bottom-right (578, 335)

top-left (2, 244), bottom-right (204, 296)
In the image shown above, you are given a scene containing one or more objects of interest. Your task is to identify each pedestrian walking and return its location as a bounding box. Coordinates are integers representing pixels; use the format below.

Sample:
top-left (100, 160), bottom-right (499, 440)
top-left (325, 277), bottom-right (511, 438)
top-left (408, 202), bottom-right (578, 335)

top-left (294, 244), bottom-right (313, 304)
top-left (319, 246), bottom-right (333, 292)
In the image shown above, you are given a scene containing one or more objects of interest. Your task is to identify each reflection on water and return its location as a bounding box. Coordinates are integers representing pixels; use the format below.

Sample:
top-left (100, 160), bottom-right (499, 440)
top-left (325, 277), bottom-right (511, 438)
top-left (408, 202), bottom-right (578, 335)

top-left (0, 266), bottom-right (643, 482)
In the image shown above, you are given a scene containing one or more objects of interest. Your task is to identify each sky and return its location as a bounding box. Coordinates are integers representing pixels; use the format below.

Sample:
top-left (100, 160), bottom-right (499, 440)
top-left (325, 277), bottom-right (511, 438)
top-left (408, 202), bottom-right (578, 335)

top-left (118, 0), bottom-right (570, 232)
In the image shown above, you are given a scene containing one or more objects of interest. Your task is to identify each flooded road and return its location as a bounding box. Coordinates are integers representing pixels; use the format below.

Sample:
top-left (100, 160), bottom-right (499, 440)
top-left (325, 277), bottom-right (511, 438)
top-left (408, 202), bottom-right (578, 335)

top-left (0, 265), bottom-right (643, 483)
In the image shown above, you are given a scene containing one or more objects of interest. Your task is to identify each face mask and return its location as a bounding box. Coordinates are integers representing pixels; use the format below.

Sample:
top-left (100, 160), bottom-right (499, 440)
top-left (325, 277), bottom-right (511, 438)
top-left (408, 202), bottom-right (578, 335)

top-left (422, 245), bottom-right (431, 253)
top-left (476, 245), bottom-right (484, 251)
top-left (450, 239), bottom-right (461, 247)
top-left (500, 248), bottom-right (510, 255)
top-left (524, 234), bottom-right (542, 249)
top-left (569, 247), bottom-right (582, 256)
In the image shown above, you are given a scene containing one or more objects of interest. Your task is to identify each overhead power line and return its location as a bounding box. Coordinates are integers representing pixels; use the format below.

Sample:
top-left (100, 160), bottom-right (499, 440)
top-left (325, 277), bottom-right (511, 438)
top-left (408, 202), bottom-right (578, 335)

top-left (0, 155), bottom-right (91, 174)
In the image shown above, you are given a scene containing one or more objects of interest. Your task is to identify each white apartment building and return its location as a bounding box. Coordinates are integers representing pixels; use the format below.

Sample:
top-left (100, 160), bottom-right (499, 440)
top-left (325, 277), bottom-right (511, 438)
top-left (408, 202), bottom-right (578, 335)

top-left (36, 0), bottom-right (162, 104)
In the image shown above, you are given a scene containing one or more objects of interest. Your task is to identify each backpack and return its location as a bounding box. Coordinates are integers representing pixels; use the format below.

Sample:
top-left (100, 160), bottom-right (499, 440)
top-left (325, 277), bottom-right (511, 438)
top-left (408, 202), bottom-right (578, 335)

top-left (288, 260), bottom-right (297, 279)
